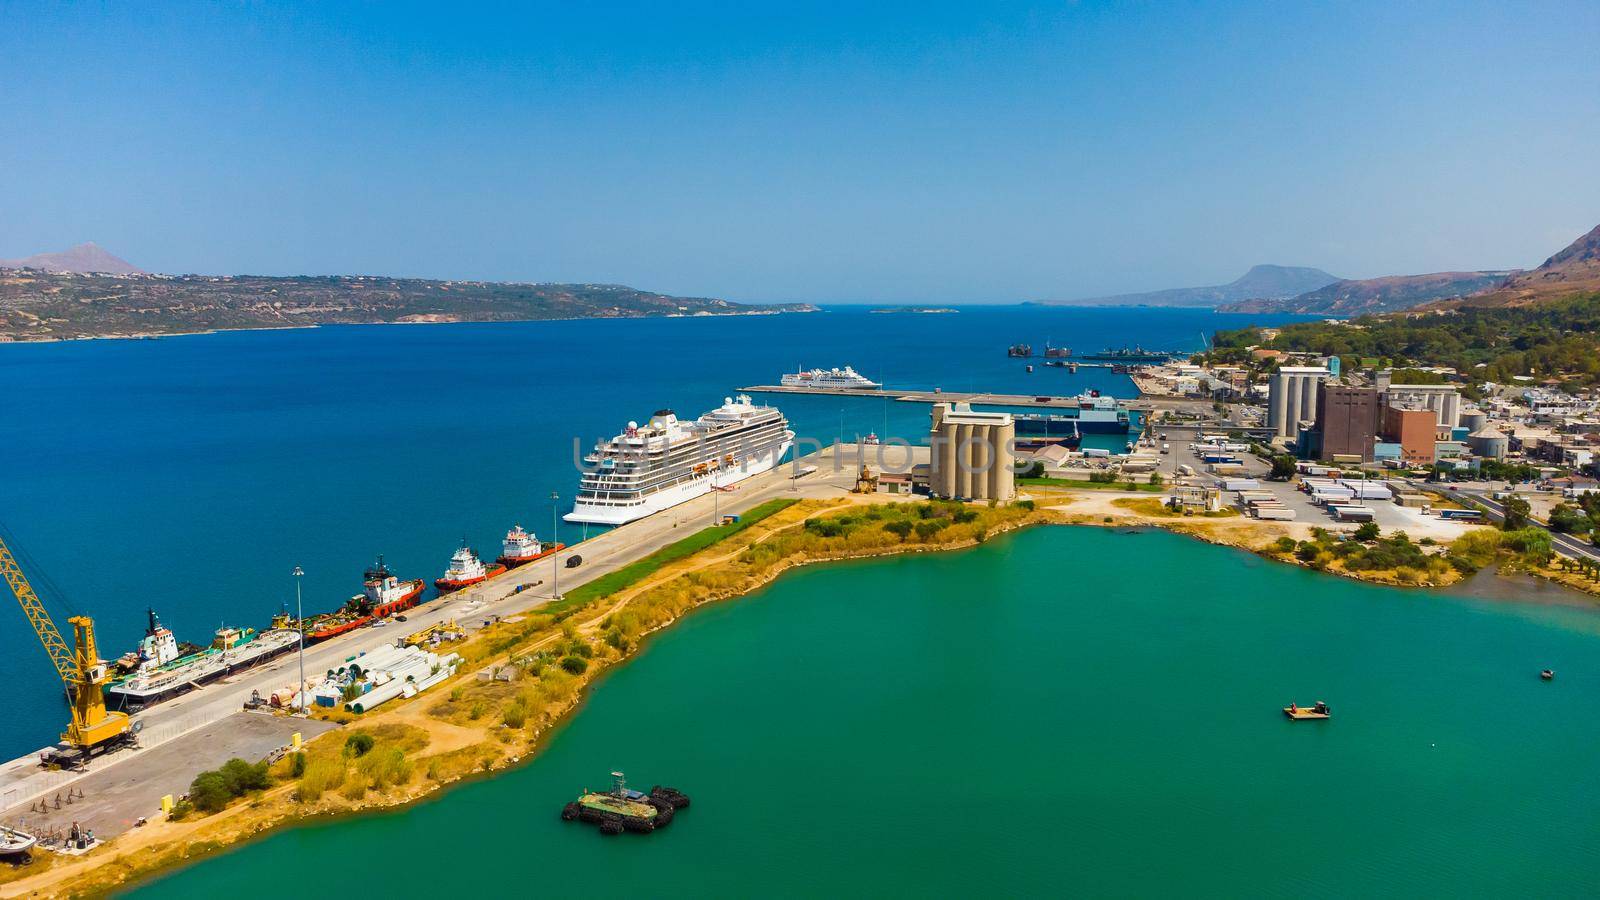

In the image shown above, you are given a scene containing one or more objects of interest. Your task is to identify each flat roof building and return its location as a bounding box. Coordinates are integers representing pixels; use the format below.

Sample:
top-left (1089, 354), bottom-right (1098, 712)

top-left (1316, 385), bottom-right (1380, 462)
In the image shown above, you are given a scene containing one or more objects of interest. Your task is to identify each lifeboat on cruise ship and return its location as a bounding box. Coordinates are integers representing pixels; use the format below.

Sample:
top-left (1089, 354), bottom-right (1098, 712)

top-left (434, 543), bottom-right (506, 593)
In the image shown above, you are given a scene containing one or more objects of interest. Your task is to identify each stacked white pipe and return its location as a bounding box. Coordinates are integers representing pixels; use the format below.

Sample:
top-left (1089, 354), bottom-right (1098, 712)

top-left (345, 646), bottom-right (463, 713)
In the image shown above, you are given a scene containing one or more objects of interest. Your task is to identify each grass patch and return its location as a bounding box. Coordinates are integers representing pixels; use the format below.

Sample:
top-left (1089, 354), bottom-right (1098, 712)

top-left (545, 497), bottom-right (797, 615)
top-left (1111, 497), bottom-right (1238, 518)
top-left (1021, 477), bottom-right (1165, 492)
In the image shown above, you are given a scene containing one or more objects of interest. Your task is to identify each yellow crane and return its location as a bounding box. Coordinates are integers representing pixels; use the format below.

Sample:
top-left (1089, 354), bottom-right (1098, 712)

top-left (0, 533), bottom-right (132, 760)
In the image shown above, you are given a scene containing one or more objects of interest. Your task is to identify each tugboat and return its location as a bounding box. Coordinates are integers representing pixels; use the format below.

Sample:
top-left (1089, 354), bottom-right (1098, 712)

top-left (495, 524), bottom-right (564, 569)
top-left (561, 772), bottom-right (689, 835)
top-left (1284, 701), bottom-right (1330, 720)
top-left (306, 557), bottom-right (425, 642)
top-left (1007, 343), bottom-right (1032, 358)
top-left (434, 542), bottom-right (505, 593)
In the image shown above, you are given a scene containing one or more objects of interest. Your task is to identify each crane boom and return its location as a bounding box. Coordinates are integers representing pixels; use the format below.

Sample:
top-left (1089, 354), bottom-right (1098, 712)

top-left (0, 536), bottom-right (77, 683)
top-left (0, 532), bottom-right (131, 756)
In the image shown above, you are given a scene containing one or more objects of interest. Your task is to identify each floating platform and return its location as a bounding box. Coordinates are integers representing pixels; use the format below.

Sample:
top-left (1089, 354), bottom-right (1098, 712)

top-left (561, 773), bottom-right (690, 836)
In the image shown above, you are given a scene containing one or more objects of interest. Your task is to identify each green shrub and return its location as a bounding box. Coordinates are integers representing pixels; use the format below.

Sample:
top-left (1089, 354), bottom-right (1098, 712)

top-left (189, 771), bottom-right (231, 813)
top-left (560, 655), bottom-right (589, 675)
top-left (218, 757), bottom-right (270, 794)
top-left (883, 520), bottom-right (913, 541)
top-left (344, 733), bottom-right (376, 758)
top-left (289, 752), bottom-right (307, 778)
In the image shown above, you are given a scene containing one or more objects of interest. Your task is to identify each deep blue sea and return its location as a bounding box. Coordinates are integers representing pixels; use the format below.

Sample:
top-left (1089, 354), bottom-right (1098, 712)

top-left (0, 305), bottom-right (1300, 758)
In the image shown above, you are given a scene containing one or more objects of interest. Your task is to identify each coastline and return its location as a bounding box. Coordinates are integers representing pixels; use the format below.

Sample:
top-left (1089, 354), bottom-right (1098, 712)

top-left (0, 307), bottom-right (819, 346)
top-left (4, 492), bottom-right (1590, 897)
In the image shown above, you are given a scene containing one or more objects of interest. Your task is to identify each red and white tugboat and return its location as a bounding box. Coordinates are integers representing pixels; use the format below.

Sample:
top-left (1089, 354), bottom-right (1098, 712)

top-left (434, 542), bottom-right (506, 593)
top-left (306, 557), bottom-right (425, 642)
top-left (495, 524), bottom-right (564, 569)
top-left (360, 555), bottom-right (426, 617)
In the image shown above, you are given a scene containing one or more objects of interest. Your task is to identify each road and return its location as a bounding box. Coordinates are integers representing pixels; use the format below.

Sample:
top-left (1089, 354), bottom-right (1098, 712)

top-left (1443, 486), bottom-right (1600, 564)
top-left (0, 443), bottom-right (866, 818)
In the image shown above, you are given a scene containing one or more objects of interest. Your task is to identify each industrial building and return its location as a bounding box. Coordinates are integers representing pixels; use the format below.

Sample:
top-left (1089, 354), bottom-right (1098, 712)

top-left (929, 402), bottom-right (1015, 502)
top-left (1381, 404), bottom-right (1438, 464)
top-left (1268, 366), bottom-right (1331, 440)
top-left (1315, 385), bottom-right (1381, 462)
top-left (1378, 379), bottom-right (1463, 429)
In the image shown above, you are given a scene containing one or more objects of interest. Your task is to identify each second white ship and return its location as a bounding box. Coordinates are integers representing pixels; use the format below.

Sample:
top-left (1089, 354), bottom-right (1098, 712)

top-left (566, 395), bottom-right (794, 526)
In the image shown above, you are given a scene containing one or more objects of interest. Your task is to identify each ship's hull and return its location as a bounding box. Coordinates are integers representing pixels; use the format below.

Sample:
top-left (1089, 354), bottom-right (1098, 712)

top-left (106, 630), bottom-right (301, 709)
top-left (498, 542), bottom-right (565, 569)
top-left (566, 440), bottom-right (791, 526)
top-left (307, 615), bottom-right (369, 642)
top-left (435, 562), bottom-right (508, 593)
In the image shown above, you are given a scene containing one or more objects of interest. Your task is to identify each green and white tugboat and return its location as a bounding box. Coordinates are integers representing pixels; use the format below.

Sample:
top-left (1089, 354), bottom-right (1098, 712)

top-left (561, 772), bottom-right (690, 835)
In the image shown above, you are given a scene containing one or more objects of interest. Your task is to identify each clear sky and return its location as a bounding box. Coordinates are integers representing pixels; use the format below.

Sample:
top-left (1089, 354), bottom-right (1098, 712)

top-left (2, 1), bottom-right (1597, 303)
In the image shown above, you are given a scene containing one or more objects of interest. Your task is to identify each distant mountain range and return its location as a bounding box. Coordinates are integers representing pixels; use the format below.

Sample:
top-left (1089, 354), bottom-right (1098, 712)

top-left (1222, 270), bottom-right (1517, 315)
top-left (1222, 222), bottom-right (1600, 315)
top-left (0, 246), bottom-right (813, 342)
top-left (1057, 265), bottom-right (1342, 308)
top-left (0, 242), bottom-right (145, 275)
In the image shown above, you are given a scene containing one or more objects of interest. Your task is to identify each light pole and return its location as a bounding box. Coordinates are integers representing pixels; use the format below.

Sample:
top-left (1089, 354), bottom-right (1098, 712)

top-left (291, 565), bottom-right (305, 715)
top-left (550, 491), bottom-right (562, 600)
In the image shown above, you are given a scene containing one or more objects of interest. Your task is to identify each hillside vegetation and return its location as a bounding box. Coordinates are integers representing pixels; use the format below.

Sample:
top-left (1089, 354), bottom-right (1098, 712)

top-left (1213, 292), bottom-right (1600, 384)
top-left (0, 269), bottom-right (811, 341)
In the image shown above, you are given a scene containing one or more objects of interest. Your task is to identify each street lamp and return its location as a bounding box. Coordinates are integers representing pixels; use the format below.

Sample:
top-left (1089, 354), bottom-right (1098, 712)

top-left (291, 565), bottom-right (305, 715)
top-left (550, 491), bottom-right (562, 600)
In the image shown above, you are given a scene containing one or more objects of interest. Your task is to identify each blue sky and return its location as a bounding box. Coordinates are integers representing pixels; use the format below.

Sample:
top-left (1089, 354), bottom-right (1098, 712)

top-left (2, 1), bottom-right (1597, 302)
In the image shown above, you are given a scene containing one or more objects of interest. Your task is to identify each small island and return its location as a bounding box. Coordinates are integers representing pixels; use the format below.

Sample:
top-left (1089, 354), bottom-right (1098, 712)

top-left (867, 306), bottom-right (958, 314)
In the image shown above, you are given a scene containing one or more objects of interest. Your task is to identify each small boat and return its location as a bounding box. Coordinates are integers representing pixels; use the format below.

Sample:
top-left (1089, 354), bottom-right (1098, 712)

top-left (0, 825), bottom-right (37, 861)
top-left (1541, 669), bottom-right (1555, 681)
top-left (434, 543), bottom-right (506, 593)
top-left (1284, 701), bottom-right (1330, 720)
top-left (863, 432), bottom-right (881, 446)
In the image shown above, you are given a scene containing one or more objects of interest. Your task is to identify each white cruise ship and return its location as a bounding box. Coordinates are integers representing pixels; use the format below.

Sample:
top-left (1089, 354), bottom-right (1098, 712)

top-left (780, 366), bottom-right (881, 390)
top-left (567, 395), bottom-right (795, 525)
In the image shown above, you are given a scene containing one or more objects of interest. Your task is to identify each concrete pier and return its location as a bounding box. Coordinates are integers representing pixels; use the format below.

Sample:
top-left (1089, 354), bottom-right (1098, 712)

top-left (0, 443), bottom-right (866, 841)
top-left (739, 384), bottom-right (1209, 414)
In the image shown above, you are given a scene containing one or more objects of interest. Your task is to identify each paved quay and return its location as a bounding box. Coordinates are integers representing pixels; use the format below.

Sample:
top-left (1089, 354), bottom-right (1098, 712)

top-left (738, 383), bottom-right (1210, 414)
top-left (0, 444), bottom-right (862, 839)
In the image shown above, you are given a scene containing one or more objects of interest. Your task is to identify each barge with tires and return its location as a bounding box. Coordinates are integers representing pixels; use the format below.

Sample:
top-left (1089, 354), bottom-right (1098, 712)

top-left (561, 772), bottom-right (690, 835)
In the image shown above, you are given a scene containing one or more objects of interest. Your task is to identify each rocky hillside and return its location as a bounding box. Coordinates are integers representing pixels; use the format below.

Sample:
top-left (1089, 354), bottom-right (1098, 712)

top-left (0, 270), bottom-right (813, 342)
top-left (1060, 264), bottom-right (1340, 308)
top-left (1221, 270), bottom-right (1515, 315)
top-left (1449, 223), bottom-right (1600, 308)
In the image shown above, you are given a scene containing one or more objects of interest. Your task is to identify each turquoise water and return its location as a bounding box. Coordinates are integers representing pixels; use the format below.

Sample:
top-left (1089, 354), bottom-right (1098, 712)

top-left (0, 305), bottom-right (1287, 756)
top-left (130, 527), bottom-right (1600, 897)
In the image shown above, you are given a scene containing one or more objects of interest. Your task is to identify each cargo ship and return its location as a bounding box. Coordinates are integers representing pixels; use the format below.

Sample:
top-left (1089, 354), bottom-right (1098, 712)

top-left (305, 557), bottom-right (426, 642)
top-left (1007, 343), bottom-right (1032, 358)
top-left (1043, 343), bottom-right (1071, 358)
top-left (1079, 346), bottom-right (1176, 363)
top-left (106, 609), bottom-right (300, 710)
top-left (434, 543), bottom-right (505, 593)
top-left (1014, 391), bottom-right (1131, 436)
top-left (496, 524), bottom-right (564, 569)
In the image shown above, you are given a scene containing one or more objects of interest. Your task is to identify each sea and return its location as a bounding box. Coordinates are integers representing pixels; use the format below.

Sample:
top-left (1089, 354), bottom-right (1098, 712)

top-left (9, 305), bottom-right (1600, 894)
top-left (0, 304), bottom-right (1251, 759)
